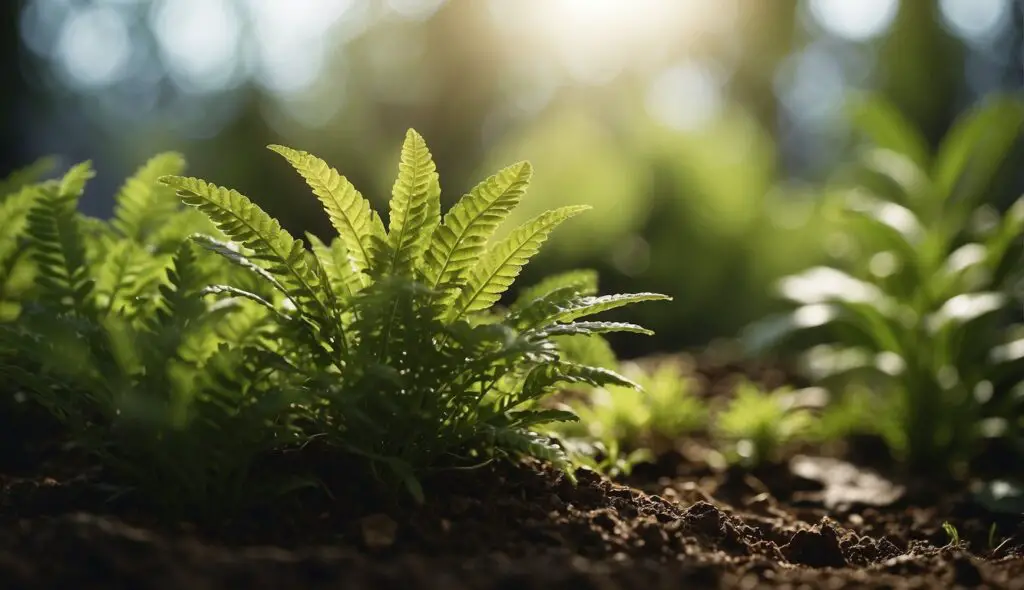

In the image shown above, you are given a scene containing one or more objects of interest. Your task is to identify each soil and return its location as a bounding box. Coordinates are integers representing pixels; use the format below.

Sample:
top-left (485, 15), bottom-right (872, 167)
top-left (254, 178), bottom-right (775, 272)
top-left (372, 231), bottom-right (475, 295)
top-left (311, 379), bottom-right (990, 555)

top-left (1, 352), bottom-right (1021, 589)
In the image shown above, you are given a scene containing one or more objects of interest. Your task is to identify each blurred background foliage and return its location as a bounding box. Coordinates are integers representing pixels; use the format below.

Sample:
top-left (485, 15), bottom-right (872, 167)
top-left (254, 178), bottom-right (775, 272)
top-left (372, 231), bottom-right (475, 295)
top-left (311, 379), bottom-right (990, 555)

top-left (1, 0), bottom-right (1021, 356)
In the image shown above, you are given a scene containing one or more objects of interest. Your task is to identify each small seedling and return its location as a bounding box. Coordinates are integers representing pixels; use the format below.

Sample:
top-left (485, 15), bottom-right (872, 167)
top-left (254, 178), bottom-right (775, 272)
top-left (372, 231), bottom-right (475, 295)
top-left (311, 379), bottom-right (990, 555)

top-left (715, 380), bottom-right (813, 467)
top-left (943, 521), bottom-right (961, 546)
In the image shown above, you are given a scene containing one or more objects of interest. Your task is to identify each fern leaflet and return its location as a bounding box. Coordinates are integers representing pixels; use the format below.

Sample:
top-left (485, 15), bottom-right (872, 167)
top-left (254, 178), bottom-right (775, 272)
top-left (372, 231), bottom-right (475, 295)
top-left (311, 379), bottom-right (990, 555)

top-left (111, 152), bottom-right (187, 242)
top-left (268, 145), bottom-right (384, 280)
top-left (447, 205), bottom-right (589, 323)
top-left (422, 161), bottom-right (532, 303)
top-left (383, 129), bottom-right (440, 276)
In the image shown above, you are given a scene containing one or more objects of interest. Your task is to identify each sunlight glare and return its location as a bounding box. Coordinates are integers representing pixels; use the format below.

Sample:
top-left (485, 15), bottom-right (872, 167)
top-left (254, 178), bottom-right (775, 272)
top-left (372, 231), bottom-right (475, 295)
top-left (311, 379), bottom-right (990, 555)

top-left (504, 0), bottom-right (724, 84)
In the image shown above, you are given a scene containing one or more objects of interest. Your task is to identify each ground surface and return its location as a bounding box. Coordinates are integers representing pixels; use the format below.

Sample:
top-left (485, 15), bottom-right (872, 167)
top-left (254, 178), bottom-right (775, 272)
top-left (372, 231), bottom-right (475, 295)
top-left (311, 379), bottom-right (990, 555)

top-left (0, 354), bottom-right (1021, 589)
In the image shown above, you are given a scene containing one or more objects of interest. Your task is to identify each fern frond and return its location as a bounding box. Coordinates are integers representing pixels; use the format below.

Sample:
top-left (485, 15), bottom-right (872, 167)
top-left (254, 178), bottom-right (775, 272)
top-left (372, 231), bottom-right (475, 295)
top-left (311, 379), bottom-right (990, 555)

top-left (58, 161), bottom-right (95, 200)
top-left (189, 234), bottom-right (291, 299)
top-left (480, 425), bottom-right (574, 476)
top-left (93, 240), bottom-right (165, 315)
top-left (512, 268), bottom-right (598, 311)
top-left (0, 156), bottom-right (56, 201)
top-left (382, 129), bottom-right (441, 276)
top-left (25, 165), bottom-right (96, 311)
top-left (447, 205), bottom-right (590, 323)
top-left (515, 292), bottom-right (671, 331)
top-left (112, 152), bottom-right (187, 242)
top-left (161, 176), bottom-right (330, 321)
top-left (422, 162), bottom-right (532, 301)
top-left (534, 321), bottom-right (653, 338)
top-left (0, 184), bottom-right (43, 279)
top-left (306, 232), bottom-right (362, 299)
top-left (267, 145), bottom-right (384, 279)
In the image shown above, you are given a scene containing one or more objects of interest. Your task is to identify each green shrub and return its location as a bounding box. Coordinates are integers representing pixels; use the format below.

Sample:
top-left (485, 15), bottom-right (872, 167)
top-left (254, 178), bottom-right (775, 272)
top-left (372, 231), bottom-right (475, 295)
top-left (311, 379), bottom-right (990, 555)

top-left (745, 94), bottom-right (1024, 473)
top-left (162, 129), bottom-right (670, 500)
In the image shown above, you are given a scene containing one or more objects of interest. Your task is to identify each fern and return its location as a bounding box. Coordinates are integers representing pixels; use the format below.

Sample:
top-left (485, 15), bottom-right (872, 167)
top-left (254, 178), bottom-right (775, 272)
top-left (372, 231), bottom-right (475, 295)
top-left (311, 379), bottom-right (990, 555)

top-left (447, 205), bottom-right (590, 322)
top-left (268, 145), bottom-right (385, 281)
top-left (382, 129), bottom-right (441, 276)
top-left (422, 162), bottom-right (532, 302)
top-left (160, 176), bottom-right (334, 329)
top-left (111, 152), bottom-right (187, 242)
top-left (24, 164), bottom-right (96, 312)
top-left (163, 128), bottom-right (670, 501)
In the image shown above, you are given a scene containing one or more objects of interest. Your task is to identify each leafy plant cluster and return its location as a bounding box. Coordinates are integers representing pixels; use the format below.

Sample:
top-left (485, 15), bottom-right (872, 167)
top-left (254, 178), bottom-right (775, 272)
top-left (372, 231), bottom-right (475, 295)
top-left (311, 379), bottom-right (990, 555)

top-left (546, 358), bottom-right (828, 475)
top-left (0, 130), bottom-right (668, 513)
top-left (746, 94), bottom-right (1024, 473)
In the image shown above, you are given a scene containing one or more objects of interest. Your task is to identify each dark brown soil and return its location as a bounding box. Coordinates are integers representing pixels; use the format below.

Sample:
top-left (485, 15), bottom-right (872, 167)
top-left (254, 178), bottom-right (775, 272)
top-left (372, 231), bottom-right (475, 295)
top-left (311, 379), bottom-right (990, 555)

top-left (0, 353), bottom-right (1020, 589)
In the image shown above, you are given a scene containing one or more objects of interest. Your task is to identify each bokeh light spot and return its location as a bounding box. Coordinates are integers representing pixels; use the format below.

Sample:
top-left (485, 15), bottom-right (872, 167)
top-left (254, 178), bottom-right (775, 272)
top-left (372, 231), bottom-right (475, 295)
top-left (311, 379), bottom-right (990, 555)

top-left (646, 62), bottom-right (723, 131)
top-left (938, 0), bottom-right (1009, 43)
top-left (55, 5), bottom-right (133, 89)
top-left (807, 0), bottom-right (899, 42)
top-left (151, 0), bottom-right (243, 94)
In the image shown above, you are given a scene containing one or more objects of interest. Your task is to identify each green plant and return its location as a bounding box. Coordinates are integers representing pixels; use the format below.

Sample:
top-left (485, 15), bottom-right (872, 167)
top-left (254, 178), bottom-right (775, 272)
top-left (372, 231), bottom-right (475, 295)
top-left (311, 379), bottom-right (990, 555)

top-left (0, 155), bottom-right (303, 516)
top-left (715, 380), bottom-right (813, 467)
top-left (942, 521), bottom-right (961, 547)
top-left (549, 359), bottom-right (706, 477)
top-left (161, 129), bottom-right (670, 500)
top-left (745, 94), bottom-right (1024, 473)
top-left (554, 358), bottom-right (704, 440)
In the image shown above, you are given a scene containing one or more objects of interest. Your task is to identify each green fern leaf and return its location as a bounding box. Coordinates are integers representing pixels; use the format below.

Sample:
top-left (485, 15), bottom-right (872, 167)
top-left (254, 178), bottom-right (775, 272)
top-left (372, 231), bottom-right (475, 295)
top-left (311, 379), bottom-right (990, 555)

top-left (382, 129), bottom-right (441, 276)
top-left (512, 268), bottom-right (598, 311)
top-left (447, 205), bottom-right (589, 323)
top-left (267, 145), bottom-right (384, 279)
top-left (58, 162), bottom-right (95, 200)
top-left (93, 240), bottom-right (165, 315)
top-left (160, 176), bottom-right (329, 320)
top-left (306, 232), bottom-right (362, 299)
top-left (189, 234), bottom-right (291, 299)
top-left (25, 164), bottom-right (96, 311)
top-left (111, 152), bottom-right (187, 242)
top-left (535, 321), bottom-right (654, 338)
top-left (516, 292), bottom-right (671, 331)
top-left (0, 184), bottom-right (43, 278)
top-left (422, 162), bottom-right (532, 301)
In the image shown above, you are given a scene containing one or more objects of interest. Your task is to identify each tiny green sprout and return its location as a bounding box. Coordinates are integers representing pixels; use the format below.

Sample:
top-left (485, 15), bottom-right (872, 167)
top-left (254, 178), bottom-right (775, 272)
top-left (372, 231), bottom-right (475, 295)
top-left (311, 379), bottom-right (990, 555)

top-left (942, 521), bottom-right (961, 547)
top-left (988, 523), bottom-right (997, 550)
top-left (546, 359), bottom-right (706, 477)
top-left (716, 380), bottom-right (814, 467)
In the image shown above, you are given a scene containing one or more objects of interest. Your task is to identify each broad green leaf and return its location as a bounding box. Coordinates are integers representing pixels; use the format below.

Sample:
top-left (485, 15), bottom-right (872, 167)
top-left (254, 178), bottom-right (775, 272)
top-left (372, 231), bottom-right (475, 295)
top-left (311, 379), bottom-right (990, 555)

top-left (111, 152), bottom-right (187, 242)
top-left (422, 161), bottom-right (531, 300)
top-left (382, 129), bottom-right (441, 276)
top-left (268, 145), bottom-right (385, 278)
top-left (447, 205), bottom-right (589, 322)
top-left (847, 94), bottom-right (930, 169)
top-left (933, 96), bottom-right (1024, 205)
